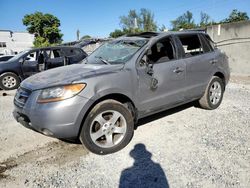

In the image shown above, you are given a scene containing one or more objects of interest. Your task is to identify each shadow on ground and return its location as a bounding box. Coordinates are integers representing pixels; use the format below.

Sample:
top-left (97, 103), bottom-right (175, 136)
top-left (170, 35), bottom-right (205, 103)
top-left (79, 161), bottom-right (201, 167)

top-left (119, 143), bottom-right (169, 188)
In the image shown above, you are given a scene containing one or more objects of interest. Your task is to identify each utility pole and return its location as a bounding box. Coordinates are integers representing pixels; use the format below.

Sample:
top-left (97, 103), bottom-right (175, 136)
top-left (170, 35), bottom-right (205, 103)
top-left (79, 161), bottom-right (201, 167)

top-left (134, 18), bottom-right (138, 29)
top-left (77, 29), bottom-right (80, 41)
top-left (133, 18), bottom-right (138, 34)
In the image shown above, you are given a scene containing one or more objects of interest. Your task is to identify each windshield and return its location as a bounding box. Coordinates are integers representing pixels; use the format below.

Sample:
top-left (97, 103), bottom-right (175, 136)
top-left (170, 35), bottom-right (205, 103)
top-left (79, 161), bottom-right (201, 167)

top-left (85, 39), bottom-right (148, 65)
top-left (8, 50), bottom-right (29, 61)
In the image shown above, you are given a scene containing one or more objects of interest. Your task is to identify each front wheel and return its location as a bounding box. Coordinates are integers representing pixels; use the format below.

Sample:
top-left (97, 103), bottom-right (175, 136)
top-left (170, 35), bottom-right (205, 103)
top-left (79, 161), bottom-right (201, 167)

top-left (79, 99), bottom-right (134, 155)
top-left (199, 76), bottom-right (225, 110)
top-left (0, 72), bottom-right (20, 90)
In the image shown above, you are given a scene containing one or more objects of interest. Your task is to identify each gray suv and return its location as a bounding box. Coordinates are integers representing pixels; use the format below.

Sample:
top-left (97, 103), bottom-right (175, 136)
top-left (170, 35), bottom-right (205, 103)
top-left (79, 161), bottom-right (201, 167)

top-left (13, 31), bottom-right (230, 155)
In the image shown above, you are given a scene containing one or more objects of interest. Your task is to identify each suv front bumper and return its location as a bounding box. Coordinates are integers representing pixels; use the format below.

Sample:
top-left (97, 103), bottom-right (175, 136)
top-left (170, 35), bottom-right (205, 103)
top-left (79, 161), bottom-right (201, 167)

top-left (13, 89), bottom-right (92, 139)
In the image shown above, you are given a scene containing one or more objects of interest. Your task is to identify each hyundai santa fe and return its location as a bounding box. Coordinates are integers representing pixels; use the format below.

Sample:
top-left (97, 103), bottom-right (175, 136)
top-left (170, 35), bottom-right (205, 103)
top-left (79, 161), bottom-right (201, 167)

top-left (13, 31), bottom-right (230, 155)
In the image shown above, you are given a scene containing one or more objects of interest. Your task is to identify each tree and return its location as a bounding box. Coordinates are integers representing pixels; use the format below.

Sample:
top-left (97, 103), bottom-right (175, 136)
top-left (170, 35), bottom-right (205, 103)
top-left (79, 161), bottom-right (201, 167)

top-left (140, 8), bottom-right (157, 31)
top-left (109, 29), bottom-right (127, 38)
top-left (222, 9), bottom-right (249, 23)
top-left (200, 12), bottom-right (211, 27)
top-left (120, 10), bottom-right (142, 31)
top-left (171, 11), bottom-right (196, 30)
top-left (110, 9), bottom-right (157, 38)
top-left (159, 24), bottom-right (167, 32)
top-left (23, 12), bottom-right (63, 47)
top-left (81, 35), bottom-right (92, 40)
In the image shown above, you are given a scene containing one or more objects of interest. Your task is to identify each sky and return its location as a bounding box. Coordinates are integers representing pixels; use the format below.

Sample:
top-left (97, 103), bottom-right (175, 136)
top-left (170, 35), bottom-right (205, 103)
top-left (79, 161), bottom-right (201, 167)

top-left (0, 0), bottom-right (250, 42)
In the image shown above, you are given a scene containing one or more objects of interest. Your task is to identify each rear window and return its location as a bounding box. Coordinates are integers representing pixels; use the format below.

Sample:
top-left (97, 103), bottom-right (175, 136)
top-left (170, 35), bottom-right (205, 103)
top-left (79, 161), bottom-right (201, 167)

top-left (203, 34), bottom-right (215, 50)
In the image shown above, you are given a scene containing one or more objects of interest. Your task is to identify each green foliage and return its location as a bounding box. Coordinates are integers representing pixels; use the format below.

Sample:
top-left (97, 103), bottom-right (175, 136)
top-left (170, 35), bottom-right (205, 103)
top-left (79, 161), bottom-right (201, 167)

top-left (110, 8), bottom-right (157, 38)
top-left (81, 35), bottom-right (92, 40)
top-left (171, 11), bottom-right (196, 30)
top-left (111, 8), bottom-right (249, 37)
top-left (221, 9), bottom-right (249, 23)
top-left (22, 12), bottom-right (63, 47)
top-left (140, 8), bottom-right (157, 31)
top-left (159, 24), bottom-right (167, 32)
top-left (200, 12), bottom-right (212, 27)
top-left (109, 29), bottom-right (127, 38)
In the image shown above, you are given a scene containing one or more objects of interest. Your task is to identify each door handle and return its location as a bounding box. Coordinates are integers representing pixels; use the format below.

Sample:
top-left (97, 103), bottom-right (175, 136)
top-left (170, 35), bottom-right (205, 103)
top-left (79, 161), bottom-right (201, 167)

top-left (173, 67), bottom-right (184, 73)
top-left (210, 59), bottom-right (218, 64)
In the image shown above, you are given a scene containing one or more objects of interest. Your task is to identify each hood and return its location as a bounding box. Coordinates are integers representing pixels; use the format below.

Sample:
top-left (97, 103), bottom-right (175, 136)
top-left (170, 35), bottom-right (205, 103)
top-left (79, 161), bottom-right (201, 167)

top-left (21, 63), bottom-right (124, 91)
top-left (0, 59), bottom-right (14, 65)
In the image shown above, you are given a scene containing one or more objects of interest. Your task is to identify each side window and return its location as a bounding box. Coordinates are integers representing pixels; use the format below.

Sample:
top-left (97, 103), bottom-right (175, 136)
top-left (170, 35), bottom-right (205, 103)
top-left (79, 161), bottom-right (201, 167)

top-left (203, 34), bottom-right (215, 51)
top-left (25, 51), bottom-right (37, 61)
top-left (63, 48), bottom-right (75, 56)
top-left (50, 49), bottom-right (62, 58)
top-left (74, 49), bottom-right (82, 55)
top-left (178, 34), bottom-right (204, 58)
top-left (148, 38), bottom-right (175, 63)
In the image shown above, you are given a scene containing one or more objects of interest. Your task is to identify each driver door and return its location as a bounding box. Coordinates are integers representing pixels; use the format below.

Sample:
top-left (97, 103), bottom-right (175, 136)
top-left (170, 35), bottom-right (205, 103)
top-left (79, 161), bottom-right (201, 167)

top-left (137, 36), bottom-right (186, 115)
top-left (21, 50), bottom-right (39, 78)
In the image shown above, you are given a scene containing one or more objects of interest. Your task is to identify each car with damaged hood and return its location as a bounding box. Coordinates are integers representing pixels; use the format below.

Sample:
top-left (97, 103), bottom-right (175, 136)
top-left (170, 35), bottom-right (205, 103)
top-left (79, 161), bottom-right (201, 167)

top-left (0, 46), bottom-right (87, 90)
top-left (13, 31), bottom-right (230, 155)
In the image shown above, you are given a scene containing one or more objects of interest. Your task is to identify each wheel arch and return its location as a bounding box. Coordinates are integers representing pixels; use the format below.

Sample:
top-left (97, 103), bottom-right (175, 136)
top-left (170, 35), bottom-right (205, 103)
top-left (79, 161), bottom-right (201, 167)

top-left (213, 71), bottom-right (225, 89)
top-left (77, 93), bottom-right (137, 138)
top-left (0, 71), bottom-right (21, 80)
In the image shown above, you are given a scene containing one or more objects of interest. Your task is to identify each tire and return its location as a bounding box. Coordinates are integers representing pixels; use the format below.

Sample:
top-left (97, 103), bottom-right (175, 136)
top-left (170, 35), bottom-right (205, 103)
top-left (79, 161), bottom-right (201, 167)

top-left (199, 76), bottom-right (224, 110)
top-left (79, 99), bottom-right (134, 155)
top-left (0, 72), bottom-right (20, 90)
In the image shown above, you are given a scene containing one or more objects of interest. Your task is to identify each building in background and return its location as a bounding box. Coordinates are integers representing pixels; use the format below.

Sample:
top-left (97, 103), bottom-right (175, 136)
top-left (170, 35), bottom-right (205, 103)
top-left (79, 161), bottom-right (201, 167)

top-left (0, 30), bottom-right (34, 55)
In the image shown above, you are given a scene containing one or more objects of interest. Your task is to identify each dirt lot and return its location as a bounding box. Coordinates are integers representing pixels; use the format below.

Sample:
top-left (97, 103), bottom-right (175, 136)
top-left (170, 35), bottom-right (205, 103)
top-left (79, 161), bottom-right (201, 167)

top-left (0, 77), bottom-right (249, 188)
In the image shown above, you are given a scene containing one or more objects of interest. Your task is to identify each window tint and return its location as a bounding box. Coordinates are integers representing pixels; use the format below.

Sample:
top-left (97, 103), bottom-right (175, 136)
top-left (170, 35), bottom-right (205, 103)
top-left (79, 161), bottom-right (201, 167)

top-left (148, 38), bottom-right (175, 63)
top-left (178, 34), bottom-right (204, 58)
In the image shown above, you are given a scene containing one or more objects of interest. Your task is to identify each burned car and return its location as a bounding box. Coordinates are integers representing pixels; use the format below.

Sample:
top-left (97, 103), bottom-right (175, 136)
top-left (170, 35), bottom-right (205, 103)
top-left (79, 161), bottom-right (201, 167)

top-left (0, 46), bottom-right (87, 90)
top-left (13, 31), bottom-right (230, 155)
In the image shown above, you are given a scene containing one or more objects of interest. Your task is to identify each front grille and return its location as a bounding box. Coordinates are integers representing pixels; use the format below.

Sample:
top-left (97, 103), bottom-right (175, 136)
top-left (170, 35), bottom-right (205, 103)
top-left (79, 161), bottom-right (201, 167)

top-left (14, 87), bottom-right (32, 108)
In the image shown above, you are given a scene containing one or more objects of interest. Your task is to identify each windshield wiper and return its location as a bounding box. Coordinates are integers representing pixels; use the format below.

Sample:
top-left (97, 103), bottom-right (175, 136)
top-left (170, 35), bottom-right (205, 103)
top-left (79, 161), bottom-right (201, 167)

top-left (94, 56), bottom-right (111, 65)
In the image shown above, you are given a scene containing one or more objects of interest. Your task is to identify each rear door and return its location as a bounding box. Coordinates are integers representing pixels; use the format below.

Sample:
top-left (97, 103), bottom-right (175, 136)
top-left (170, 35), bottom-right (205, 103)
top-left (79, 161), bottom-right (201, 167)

top-left (175, 33), bottom-right (215, 100)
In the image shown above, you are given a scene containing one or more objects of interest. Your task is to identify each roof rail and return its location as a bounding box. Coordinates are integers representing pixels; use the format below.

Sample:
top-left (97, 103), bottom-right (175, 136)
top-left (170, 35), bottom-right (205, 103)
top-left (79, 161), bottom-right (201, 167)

top-left (126, 32), bottom-right (159, 38)
top-left (180, 28), bottom-right (207, 33)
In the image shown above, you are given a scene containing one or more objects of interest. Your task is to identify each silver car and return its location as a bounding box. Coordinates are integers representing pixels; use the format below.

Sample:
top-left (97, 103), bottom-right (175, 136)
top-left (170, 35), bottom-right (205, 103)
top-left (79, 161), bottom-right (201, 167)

top-left (13, 31), bottom-right (230, 155)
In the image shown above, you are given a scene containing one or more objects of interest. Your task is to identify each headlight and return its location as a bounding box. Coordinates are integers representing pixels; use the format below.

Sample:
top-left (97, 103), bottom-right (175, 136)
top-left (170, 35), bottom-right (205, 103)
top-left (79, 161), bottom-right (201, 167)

top-left (37, 83), bottom-right (86, 103)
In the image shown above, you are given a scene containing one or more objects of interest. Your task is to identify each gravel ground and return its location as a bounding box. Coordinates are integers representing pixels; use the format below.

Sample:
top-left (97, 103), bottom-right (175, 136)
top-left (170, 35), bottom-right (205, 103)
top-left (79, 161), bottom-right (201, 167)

top-left (0, 79), bottom-right (249, 188)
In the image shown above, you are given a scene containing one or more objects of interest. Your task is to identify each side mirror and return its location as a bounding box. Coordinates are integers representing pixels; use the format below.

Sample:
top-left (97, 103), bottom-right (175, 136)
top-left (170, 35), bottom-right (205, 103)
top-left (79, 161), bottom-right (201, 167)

top-left (139, 54), bottom-right (149, 67)
top-left (18, 58), bottom-right (24, 63)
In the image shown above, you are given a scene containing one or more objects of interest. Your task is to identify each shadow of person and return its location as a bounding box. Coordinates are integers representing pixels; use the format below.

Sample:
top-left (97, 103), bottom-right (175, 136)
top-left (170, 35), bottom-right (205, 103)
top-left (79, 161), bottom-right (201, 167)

top-left (119, 144), bottom-right (169, 188)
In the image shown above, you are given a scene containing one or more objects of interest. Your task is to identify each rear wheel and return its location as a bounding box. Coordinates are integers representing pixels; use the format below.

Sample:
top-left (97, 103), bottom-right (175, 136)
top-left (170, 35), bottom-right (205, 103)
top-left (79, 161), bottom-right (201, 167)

top-left (80, 99), bottom-right (134, 155)
top-left (0, 72), bottom-right (20, 90)
top-left (199, 76), bottom-right (224, 110)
